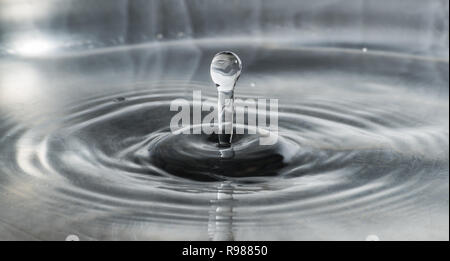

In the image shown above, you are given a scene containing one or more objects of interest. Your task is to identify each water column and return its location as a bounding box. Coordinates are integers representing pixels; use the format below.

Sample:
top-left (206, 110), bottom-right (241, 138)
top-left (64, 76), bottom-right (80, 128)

top-left (210, 52), bottom-right (242, 147)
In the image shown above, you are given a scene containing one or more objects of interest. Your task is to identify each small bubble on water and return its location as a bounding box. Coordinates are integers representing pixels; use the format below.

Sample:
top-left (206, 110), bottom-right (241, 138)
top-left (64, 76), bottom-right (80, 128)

top-left (250, 82), bottom-right (256, 87)
top-left (362, 47), bottom-right (368, 52)
top-left (112, 97), bottom-right (126, 103)
top-left (65, 234), bottom-right (80, 241)
top-left (365, 234), bottom-right (380, 241)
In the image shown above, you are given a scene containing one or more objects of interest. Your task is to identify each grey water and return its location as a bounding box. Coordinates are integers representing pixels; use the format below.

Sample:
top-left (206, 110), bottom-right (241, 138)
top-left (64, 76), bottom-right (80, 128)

top-left (0, 39), bottom-right (448, 240)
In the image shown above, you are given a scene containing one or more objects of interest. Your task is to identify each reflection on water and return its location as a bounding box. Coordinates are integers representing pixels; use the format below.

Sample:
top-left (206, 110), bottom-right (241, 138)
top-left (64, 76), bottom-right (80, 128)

top-left (209, 182), bottom-right (235, 241)
top-left (0, 39), bottom-right (448, 240)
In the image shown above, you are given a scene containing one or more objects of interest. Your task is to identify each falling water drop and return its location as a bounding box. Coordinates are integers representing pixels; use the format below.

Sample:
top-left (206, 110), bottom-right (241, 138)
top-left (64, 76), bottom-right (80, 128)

top-left (210, 51), bottom-right (242, 147)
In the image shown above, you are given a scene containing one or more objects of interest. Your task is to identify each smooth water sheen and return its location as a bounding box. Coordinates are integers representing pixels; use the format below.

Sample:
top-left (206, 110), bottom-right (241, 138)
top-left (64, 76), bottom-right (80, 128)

top-left (0, 39), bottom-right (448, 240)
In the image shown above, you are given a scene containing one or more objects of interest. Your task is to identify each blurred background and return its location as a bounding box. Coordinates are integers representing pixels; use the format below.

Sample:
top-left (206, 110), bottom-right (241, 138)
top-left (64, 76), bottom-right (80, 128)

top-left (0, 0), bottom-right (448, 58)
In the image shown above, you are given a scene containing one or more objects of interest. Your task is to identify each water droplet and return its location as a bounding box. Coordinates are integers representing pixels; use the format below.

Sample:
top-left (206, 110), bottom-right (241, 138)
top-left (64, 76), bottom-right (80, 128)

top-left (210, 51), bottom-right (242, 92)
top-left (210, 51), bottom-right (242, 147)
top-left (362, 48), bottom-right (368, 52)
top-left (250, 82), bottom-right (256, 87)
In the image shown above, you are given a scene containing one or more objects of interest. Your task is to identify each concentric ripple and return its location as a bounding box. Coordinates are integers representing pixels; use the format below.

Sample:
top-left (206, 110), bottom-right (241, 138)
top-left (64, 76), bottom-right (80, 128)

top-left (0, 42), bottom-right (448, 240)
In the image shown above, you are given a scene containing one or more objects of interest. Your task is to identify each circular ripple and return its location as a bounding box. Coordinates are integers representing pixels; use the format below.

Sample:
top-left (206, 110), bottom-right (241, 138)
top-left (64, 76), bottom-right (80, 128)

top-left (5, 82), bottom-right (445, 191)
top-left (0, 45), bottom-right (447, 240)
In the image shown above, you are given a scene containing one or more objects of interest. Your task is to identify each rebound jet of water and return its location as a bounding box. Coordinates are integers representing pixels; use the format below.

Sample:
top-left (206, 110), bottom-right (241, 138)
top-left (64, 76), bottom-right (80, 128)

top-left (210, 51), bottom-right (242, 147)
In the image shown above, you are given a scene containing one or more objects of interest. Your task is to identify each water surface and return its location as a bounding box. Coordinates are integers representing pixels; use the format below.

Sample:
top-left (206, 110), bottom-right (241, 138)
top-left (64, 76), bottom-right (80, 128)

top-left (0, 39), bottom-right (448, 240)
